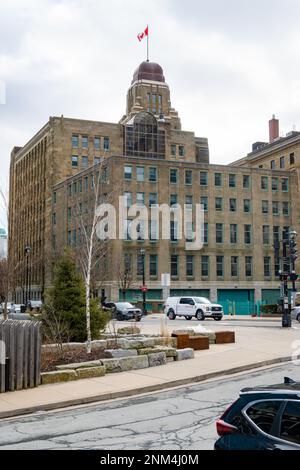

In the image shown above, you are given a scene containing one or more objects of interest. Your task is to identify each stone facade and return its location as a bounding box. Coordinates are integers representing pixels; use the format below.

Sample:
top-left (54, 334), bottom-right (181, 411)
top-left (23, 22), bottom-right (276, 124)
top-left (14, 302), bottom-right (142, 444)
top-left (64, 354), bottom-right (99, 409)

top-left (8, 61), bottom-right (300, 308)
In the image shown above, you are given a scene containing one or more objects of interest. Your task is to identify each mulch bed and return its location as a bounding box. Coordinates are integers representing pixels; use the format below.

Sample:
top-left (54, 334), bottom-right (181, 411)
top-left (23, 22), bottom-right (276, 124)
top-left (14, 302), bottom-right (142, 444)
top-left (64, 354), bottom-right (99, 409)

top-left (41, 347), bottom-right (107, 372)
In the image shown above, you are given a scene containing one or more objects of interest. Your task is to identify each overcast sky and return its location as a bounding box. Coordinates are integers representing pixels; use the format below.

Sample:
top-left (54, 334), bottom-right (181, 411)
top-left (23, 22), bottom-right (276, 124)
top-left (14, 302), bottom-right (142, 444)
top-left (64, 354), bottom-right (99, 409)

top-left (1, 0), bottom-right (300, 228)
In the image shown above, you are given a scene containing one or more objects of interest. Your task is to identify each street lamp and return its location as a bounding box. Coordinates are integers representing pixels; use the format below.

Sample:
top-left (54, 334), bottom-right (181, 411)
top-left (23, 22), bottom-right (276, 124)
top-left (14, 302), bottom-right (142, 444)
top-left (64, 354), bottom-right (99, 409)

top-left (24, 245), bottom-right (31, 308)
top-left (140, 248), bottom-right (147, 316)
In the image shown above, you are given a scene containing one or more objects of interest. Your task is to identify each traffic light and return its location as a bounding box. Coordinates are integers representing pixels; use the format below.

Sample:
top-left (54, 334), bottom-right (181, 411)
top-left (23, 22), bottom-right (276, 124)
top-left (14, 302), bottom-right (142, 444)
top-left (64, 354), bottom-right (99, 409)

top-left (289, 230), bottom-right (298, 263)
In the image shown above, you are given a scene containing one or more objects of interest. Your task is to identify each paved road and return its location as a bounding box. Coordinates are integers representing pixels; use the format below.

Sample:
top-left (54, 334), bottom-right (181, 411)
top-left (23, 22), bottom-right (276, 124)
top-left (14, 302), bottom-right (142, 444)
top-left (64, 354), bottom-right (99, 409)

top-left (0, 363), bottom-right (298, 450)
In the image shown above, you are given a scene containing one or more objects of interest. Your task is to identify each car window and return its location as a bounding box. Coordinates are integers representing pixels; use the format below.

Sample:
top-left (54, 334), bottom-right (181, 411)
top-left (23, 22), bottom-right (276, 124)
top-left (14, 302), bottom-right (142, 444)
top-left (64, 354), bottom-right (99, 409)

top-left (194, 297), bottom-right (210, 304)
top-left (245, 400), bottom-right (282, 435)
top-left (179, 298), bottom-right (193, 305)
top-left (280, 401), bottom-right (300, 444)
top-left (116, 303), bottom-right (133, 308)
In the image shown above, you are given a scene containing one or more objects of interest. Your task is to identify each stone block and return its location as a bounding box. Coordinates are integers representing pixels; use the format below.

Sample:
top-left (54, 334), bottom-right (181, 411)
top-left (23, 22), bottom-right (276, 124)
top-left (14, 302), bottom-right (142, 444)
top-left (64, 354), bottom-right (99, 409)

top-left (91, 340), bottom-right (108, 349)
top-left (188, 336), bottom-right (209, 350)
top-left (138, 347), bottom-right (177, 357)
top-left (148, 352), bottom-right (167, 367)
top-left (175, 348), bottom-right (195, 361)
top-left (104, 349), bottom-right (138, 358)
top-left (119, 355), bottom-right (149, 371)
top-left (76, 366), bottom-right (106, 379)
top-left (41, 370), bottom-right (77, 384)
top-left (118, 338), bottom-right (156, 350)
top-left (117, 327), bottom-right (140, 335)
top-left (215, 331), bottom-right (235, 344)
top-left (101, 358), bottom-right (123, 373)
top-left (153, 337), bottom-right (177, 348)
top-left (56, 360), bottom-right (102, 371)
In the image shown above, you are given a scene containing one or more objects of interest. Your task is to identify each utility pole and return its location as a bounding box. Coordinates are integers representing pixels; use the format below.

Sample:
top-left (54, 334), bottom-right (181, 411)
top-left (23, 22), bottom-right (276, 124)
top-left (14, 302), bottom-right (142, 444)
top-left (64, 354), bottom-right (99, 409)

top-left (278, 229), bottom-right (298, 328)
top-left (289, 230), bottom-right (298, 307)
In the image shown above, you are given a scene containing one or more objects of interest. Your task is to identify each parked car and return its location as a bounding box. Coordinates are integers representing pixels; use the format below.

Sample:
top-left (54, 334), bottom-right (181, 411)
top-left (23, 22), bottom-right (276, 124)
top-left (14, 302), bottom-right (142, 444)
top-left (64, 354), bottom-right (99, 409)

top-left (163, 296), bottom-right (223, 321)
top-left (26, 300), bottom-right (43, 311)
top-left (102, 301), bottom-right (117, 312)
top-left (0, 302), bottom-right (16, 314)
top-left (110, 302), bottom-right (142, 321)
top-left (292, 306), bottom-right (300, 323)
top-left (214, 377), bottom-right (300, 450)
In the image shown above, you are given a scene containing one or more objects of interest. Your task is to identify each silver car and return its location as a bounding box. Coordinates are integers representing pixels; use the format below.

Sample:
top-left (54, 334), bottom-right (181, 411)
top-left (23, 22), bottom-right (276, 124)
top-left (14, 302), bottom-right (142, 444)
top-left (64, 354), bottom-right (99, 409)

top-left (292, 306), bottom-right (300, 323)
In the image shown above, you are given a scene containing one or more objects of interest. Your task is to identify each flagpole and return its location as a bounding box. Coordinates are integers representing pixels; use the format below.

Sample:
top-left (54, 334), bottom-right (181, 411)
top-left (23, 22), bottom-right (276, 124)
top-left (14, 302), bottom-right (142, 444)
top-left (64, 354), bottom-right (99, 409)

top-left (147, 24), bottom-right (149, 62)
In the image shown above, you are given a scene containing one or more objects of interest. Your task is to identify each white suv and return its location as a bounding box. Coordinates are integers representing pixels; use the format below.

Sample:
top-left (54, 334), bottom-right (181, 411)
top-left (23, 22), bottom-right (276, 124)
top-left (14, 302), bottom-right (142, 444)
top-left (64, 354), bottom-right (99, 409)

top-left (163, 296), bottom-right (223, 321)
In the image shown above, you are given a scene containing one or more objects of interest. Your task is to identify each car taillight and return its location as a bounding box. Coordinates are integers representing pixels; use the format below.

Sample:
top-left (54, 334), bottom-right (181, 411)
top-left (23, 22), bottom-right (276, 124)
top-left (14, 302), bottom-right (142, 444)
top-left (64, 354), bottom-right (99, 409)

top-left (216, 419), bottom-right (238, 436)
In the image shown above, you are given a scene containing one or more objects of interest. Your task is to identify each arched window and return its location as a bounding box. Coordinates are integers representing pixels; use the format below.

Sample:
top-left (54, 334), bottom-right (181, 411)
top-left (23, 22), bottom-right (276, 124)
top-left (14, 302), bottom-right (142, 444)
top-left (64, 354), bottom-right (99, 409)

top-left (124, 112), bottom-right (165, 159)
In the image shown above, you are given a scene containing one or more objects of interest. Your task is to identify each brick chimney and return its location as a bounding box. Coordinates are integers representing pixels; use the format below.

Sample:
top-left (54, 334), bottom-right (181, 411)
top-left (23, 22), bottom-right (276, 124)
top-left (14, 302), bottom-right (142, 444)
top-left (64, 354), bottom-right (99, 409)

top-left (269, 114), bottom-right (279, 142)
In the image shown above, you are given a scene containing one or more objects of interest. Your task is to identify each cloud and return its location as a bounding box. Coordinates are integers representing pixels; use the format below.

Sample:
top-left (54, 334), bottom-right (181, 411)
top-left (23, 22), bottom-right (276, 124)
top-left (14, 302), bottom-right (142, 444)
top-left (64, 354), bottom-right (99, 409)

top-left (1, 0), bottom-right (300, 226)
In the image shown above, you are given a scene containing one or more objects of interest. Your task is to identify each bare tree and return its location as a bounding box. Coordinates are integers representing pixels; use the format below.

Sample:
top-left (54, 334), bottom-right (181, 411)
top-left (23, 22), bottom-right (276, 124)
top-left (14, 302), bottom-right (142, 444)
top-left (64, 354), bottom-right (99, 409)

top-left (117, 255), bottom-right (134, 301)
top-left (75, 165), bottom-right (110, 354)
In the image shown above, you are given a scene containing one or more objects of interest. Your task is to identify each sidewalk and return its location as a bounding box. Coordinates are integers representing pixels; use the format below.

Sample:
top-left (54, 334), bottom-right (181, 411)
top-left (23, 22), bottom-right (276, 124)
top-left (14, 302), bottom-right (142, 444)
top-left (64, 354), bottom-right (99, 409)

top-left (0, 324), bottom-right (298, 419)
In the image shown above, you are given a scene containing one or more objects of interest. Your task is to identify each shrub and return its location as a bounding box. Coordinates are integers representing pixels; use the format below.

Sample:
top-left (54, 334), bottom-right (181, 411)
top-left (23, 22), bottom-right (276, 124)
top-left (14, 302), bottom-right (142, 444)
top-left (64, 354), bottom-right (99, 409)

top-left (260, 304), bottom-right (278, 314)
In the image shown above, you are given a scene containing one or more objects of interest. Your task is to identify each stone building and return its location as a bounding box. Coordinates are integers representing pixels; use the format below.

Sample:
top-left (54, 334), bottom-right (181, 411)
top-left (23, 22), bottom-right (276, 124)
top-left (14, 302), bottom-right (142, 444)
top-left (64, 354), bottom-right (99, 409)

top-left (8, 61), bottom-right (300, 310)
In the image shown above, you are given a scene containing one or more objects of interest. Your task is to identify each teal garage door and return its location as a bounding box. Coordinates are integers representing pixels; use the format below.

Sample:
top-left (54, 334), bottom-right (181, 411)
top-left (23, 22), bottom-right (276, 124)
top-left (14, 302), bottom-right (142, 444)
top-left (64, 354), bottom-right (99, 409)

top-left (170, 289), bottom-right (210, 299)
top-left (217, 289), bottom-right (255, 315)
top-left (119, 289), bottom-right (163, 301)
top-left (262, 289), bottom-right (292, 304)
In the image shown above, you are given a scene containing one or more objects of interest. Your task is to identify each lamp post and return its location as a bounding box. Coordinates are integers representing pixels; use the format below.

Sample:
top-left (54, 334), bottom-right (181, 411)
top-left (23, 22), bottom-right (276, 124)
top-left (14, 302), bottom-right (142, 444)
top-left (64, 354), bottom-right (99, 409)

top-left (24, 246), bottom-right (31, 308)
top-left (140, 248), bottom-right (147, 316)
top-left (289, 230), bottom-right (298, 307)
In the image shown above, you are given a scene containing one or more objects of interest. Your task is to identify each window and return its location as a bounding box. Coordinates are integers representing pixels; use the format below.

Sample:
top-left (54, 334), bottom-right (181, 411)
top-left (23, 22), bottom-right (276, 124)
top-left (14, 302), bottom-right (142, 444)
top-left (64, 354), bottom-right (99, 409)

top-left (171, 144), bottom-right (176, 157)
top-left (124, 165), bottom-right (132, 180)
top-left (149, 254), bottom-right (158, 276)
top-left (137, 221), bottom-right (146, 241)
top-left (52, 212), bottom-right (56, 225)
top-left (84, 176), bottom-right (88, 191)
top-left (186, 255), bottom-right (194, 277)
top-left (137, 254), bottom-right (144, 275)
top-left (82, 136), bottom-right (88, 149)
top-left (68, 207), bottom-right (72, 219)
top-left (149, 219), bottom-right (158, 241)
top-left (229, 174), bottom-right (236, 188)
top-left (82, 156), bottom-right (88, 168)
top-left (152, 93), bottom-right (156, 113)
top-left (261, 176), bottom-right (268, 190)
top-left (149, 167), bottom-right (157, 182)
top-left (216, 223), bottom-right (223, 244)
top-left (263, 225), bottom-right (270, 245)
top-left (270, 160), bottom-right (275, 169)
top-left (215, 197), bottom-right (223, 212)
top-left (243, 175), bottom-right (251, 189)
top-left (185, 221), bottom-right (194, 242)
top-left (272, 177), bottom-right (278, 191)
top-left (103, 137), bottom-right (110, 150)
top-left (230, 224), bottom-right (237, 244)
top-left (185, 195), bottom-right (193, 207)
top-left (280, 156), bottom-right (285, 168)
top-left (136, 192), bottom-right (145, 206)
top-left (149, 193), bottom-right (158, 207)
top-left (246, 401), bottom-right (281, 434)
top-left (200, 196), bottom-right (208, 211)
top-left (229, 198), bottom-right (237, 212)
top-left (290, 153), bottom-right (295, 165)
top-left (171, 255), bottom-right (179, 277)
top-left (94, 137), bottom-right (100, 150)
top-left (72, 135), bottom-right (78, 148)
top-left (201, 256), bottom-right (209, 277)
top-left (94, 157), bottom-right (102, 165)
top-left (262, 200), bottom-right (269, 214)
top-left (216, 256), bottom-right (224, 277)
top-left (282, 178), bottom-right (289, 192)
top-left (68, 185), bottom-right (72, 196)
top-left (170, 169), bottom-right (178, 184)
top-left (179, 146), bottom-right (185, 157)
top-left (202, 222), bottom-right (208, 244)
top-left (273, 226), bottom-right (280, 243)
top-left (245, 257), bottom-right (252, 277)
top-left (231, 257), bottom-right (238, 277)
top-left (185, 170), bottom-right (192, 185)
top-left (124, 192), bottom-right (132, 207)
top-left (71, 155), bottom-right (78, 167)
top-left (200, 171), bottom-right (208, 186)
top-left (73, 181), bottom-right (77, 195)
top-left (215, 173), bottom-right (222, 187)
top-left (68, 230), bottom-right (71, 245)
top-left (53, 192), bottom-right (57, 204)
top-left (244, 199), bottom-right (251, 213)
top-left (280, 401), bottom-right (300, 444)
top-left (124, 220), bottom-right (132, 240)
top-left (170, 194), bottom-right (178, 206)
top-left (273, 201), bottom-right (279, 215)
top-left (137, 167), bottom-right (145, 182)
top-left (283, 202), bottom-right (290, 216)
top-left (264, 257), bottom-right (271, 277)
top-left (170, 221), bottom-right (178, 242)
top-left (244, 225), bottom-right (252, 244)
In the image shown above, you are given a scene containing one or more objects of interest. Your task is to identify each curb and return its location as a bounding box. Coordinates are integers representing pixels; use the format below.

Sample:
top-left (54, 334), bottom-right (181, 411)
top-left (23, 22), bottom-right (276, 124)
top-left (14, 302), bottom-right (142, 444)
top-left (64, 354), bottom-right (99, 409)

top-left (0, 355), bottom-right (292, 420)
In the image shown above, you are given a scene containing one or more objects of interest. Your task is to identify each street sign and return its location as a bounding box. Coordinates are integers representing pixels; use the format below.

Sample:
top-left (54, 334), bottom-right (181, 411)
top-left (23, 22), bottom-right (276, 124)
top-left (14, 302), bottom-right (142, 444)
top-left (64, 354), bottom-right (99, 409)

top-left (141, 286), bottom-right (148, 292)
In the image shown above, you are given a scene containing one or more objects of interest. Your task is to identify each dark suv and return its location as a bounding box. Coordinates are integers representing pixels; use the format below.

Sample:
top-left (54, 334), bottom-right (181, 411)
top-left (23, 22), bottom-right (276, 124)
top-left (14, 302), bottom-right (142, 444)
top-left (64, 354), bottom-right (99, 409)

top-left (215, 378), bottom-right (300, 450)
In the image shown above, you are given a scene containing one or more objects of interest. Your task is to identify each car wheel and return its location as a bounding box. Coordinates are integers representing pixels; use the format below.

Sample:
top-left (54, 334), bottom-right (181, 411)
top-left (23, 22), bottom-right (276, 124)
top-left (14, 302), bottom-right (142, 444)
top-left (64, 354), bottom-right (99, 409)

top-left (196, 310), bottom-right (205, 321)
top-left (297, 313), bottom-right (300, 323)
top-left (135, 316), bottom-right (141, 322)
top-left (214, 316), bottom-right (222, 321)
top-left (185, 316), bottom-right (192, 320)
top-left (168, 309), bottom-right (176, 320)
top-left (117, 312), bottom-right (124, 321)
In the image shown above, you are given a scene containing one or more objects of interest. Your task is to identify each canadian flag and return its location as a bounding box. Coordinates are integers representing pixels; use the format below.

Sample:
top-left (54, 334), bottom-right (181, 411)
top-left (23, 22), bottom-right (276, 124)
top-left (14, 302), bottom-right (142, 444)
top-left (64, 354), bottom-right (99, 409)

top-left (137, 26), bottom-right (148, 42)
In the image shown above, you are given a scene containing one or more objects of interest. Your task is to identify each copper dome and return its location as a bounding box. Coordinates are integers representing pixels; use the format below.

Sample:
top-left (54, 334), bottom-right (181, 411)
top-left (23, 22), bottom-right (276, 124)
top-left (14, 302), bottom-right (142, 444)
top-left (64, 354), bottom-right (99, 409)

top-left (132, 61), bottom-right (165, 84)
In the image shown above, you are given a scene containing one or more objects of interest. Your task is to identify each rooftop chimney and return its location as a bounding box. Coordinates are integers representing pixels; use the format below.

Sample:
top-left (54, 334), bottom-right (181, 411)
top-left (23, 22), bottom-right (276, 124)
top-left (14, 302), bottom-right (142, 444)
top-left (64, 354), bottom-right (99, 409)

top-left (269, 114), bottom-right (279, 142)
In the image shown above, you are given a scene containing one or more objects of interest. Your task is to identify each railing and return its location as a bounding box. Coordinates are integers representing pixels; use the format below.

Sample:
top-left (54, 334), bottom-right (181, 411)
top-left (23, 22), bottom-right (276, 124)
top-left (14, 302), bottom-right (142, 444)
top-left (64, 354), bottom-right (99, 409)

top-left (0, 320), bottom-right (41, 393)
